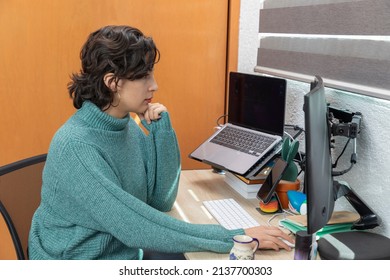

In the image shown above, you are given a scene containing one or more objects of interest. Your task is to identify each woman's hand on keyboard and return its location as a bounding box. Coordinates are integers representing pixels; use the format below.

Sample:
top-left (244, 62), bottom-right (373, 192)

top-left (245, 226), bottom-right (295, 251)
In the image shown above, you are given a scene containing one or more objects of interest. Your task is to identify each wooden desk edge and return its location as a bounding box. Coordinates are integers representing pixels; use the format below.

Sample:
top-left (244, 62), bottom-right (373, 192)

top-left (169, 169), bottom-right (296, 260)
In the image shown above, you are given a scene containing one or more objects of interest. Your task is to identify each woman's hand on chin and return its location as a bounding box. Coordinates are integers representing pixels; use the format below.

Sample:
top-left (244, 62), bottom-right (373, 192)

top-left (137, 103), bottom-right (167, 124)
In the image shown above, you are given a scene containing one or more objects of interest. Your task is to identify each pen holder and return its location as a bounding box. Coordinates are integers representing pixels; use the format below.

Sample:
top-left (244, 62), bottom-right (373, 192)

top-left (276, 179), bottom-right (300, 209)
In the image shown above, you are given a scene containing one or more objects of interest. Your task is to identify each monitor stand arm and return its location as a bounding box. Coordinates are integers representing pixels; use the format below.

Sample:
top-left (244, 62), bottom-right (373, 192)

top-left (333, 180), bottom-right (381, 230)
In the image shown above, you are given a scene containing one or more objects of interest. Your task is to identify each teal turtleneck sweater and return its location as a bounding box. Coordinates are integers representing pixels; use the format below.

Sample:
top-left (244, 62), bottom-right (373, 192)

top-left (28, 102), bottom-right (244, 260)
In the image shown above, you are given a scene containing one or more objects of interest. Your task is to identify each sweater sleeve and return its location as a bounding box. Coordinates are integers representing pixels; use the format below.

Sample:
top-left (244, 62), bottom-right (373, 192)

top-left (140, 112), bottom-right (181, 211)
top-left (55, 141), bottom-right (243, 254)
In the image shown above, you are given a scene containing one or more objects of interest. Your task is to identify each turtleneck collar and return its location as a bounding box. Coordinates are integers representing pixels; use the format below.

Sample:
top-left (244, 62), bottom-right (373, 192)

top-left (76, 101), bottom-right (130, 131)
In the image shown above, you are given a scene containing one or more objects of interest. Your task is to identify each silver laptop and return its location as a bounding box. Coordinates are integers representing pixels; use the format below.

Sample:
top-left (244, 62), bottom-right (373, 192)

top-left (189, 72), bottom-right (286, 176)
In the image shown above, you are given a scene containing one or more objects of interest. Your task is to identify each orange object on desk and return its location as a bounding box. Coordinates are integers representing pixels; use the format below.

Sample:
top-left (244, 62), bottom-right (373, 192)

top-left (276, 179), bottom-right (300, 209)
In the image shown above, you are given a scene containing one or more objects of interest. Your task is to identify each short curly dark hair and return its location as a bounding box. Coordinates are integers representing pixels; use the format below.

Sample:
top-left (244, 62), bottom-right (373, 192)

top-left (68, 25), bottom-right (160, 110)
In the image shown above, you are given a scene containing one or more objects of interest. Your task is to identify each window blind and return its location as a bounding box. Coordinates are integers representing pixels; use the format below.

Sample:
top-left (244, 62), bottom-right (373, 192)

top-left (255, 0), bottom-right (390, 100)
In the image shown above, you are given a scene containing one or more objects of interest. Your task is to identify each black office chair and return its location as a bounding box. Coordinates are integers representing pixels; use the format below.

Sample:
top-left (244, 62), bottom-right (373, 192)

top-left (0, 201), bottom-right (20, 259)
top-left (0, 154), bottom-right (46, 260)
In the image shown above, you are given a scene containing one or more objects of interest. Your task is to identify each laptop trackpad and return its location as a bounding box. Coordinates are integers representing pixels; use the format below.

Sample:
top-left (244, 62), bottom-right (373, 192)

top-left (202, 143), bottom-right (258, 174)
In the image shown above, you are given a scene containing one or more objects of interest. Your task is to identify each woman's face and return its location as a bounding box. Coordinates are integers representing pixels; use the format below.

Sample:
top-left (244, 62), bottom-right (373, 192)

top-left (106, 72), bottom-right (158, 118)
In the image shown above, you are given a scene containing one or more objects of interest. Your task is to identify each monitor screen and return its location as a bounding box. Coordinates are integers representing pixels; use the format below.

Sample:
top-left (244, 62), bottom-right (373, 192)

top-left (228, 72), bottom-right (286, 137)
top-left (303, 76), bottom-right (335, 234)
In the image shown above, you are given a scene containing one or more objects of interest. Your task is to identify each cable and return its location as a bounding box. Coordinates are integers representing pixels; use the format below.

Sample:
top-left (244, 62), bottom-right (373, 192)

top-left (267, 209), bottom-right (296, 227)
top-left (332, 137), bottom-right (357, 176)
top-left (332, 162), bottom-right (354, 176)
top-left (284, 131), bottom-right (294, 141)
top-left (216, 114), bottom-right (228, 127)
top-left (284, 124), bottom-right (305, 132)
top-left (332, 137), bottom-right (351, 169)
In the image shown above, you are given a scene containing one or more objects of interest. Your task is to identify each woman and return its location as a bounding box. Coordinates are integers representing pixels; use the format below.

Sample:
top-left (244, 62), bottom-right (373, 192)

top-left (28, 25), bottom-right (294, 260)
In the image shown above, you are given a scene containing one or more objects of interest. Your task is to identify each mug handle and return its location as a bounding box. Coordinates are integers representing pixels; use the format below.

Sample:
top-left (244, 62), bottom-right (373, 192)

top-left (251, 238), bottom-right (259, 254)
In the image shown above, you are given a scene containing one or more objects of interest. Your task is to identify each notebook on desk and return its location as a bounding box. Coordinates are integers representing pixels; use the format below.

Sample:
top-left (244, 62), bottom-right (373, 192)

top-left (189, 72), bottom-right (287, 176)
top-left (280, 211), bottom-right (360, 238)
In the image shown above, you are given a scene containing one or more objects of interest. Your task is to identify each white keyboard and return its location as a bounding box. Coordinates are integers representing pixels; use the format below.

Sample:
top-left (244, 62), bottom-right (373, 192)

top-left (203, 198), bottom-right (260, 230)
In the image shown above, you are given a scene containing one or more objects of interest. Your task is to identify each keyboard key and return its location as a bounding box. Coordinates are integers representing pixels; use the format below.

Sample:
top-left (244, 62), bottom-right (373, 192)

top-left (210, 126), bottom-right (275, 156)
top-left (203, 198), bottom-right (260, 230)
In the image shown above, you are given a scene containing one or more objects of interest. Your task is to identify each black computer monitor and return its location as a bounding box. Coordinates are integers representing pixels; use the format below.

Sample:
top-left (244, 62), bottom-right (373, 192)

top-left (302, 77), bottom-right (383, 260)
top-left (303, 76), bottom-right (335, 234)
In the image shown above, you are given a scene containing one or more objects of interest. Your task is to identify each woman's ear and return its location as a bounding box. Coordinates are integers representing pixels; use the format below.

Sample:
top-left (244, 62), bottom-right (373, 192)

top-left (103, 73), bottom-right (117, 91)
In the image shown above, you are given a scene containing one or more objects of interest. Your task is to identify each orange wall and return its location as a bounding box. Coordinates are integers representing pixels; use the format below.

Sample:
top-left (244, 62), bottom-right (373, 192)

top-left (0, 0), bottom-right (239, 169)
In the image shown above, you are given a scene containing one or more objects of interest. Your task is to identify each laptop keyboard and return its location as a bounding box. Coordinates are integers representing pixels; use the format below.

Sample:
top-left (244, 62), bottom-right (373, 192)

top-left (210, 126), bottom-right (275, 156)
top-left (203, 198), bottom-right (260, 230)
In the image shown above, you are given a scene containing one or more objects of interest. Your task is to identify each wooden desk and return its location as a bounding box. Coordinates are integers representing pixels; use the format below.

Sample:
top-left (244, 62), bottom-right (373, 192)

top-left (168, 169), bottom-right (295, 260)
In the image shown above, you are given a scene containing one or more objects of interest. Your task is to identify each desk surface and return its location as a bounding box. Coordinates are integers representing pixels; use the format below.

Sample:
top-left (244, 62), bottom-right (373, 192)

top-left (168, 169), bottom-right (295, 260)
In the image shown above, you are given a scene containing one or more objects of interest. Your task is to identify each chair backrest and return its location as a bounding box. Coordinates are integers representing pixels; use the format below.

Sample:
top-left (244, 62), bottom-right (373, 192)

top-left (0, 154), bottom-right (47, 260)
top-left (0, 201), bottom-right (19, 259)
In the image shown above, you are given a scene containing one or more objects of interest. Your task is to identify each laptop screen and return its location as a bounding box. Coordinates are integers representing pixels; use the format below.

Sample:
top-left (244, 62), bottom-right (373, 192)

top-left (228, 72), bottom-right (286, 137)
